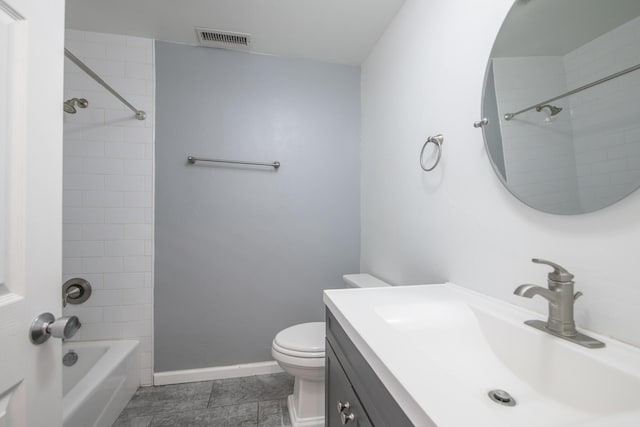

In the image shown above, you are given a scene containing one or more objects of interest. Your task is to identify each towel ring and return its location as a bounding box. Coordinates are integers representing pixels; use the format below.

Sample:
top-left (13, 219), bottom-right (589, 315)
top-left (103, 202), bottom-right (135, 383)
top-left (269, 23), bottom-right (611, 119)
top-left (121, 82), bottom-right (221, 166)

top-left (419, 134), bottom-right (444, 171)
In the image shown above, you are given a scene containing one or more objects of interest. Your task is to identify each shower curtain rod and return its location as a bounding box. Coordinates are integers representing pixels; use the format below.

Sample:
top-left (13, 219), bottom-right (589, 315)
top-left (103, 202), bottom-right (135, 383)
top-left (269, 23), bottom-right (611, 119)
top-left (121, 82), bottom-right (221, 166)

top-left (503, 62), bottom-right (640, 121)
top-left (64, 48), bottom-right (146, 120)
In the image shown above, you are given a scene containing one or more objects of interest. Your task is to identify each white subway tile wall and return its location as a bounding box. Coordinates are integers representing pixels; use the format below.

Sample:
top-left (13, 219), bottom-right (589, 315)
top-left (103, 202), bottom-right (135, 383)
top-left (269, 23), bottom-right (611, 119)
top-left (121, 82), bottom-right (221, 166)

top-left (63, 30), bottom-right (154, 385)
top-left (492, 56), bottom-right (581, 213)
top-left (565, 16), bottom-right (640, 211)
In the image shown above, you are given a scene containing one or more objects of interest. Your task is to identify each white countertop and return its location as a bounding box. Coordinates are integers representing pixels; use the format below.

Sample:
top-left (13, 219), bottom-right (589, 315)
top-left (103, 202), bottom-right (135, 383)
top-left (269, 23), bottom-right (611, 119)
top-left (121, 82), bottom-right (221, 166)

top-left (323, 283), bottom-right (640, 427)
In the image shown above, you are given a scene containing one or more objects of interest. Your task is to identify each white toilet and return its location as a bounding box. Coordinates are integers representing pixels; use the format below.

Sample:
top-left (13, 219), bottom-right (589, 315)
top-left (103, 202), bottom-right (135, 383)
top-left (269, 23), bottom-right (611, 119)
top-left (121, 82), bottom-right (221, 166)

top-left (271, 274), bottom-right (390, 427)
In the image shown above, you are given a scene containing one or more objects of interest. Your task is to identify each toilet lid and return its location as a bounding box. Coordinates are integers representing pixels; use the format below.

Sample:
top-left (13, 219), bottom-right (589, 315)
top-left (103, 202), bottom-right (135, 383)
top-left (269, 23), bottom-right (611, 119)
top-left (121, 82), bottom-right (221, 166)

top-left (274, 322), bottom-right (325, 356)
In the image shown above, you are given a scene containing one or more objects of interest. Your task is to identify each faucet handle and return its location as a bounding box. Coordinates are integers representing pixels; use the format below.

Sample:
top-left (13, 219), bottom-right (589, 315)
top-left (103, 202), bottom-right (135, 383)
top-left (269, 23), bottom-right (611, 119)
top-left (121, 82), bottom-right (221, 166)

top-left (532, 258), bottom-right (574, 282)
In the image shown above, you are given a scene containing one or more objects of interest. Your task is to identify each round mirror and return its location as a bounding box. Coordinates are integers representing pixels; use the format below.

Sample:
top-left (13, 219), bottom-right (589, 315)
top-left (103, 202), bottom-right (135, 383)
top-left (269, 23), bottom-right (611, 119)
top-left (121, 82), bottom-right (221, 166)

top-left (481, 0), bottom-right (640, 214)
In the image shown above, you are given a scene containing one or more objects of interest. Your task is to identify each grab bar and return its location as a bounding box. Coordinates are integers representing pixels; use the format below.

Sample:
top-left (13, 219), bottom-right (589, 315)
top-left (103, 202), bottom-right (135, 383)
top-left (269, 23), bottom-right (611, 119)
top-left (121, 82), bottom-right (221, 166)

top-left (187, 156), bottom-right (280, 169)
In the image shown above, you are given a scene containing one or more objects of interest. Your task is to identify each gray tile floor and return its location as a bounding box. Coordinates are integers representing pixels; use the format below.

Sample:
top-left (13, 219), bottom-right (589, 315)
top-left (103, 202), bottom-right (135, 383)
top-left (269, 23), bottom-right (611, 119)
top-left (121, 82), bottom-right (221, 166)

top-left (113, 373), bottom-right (294, 427)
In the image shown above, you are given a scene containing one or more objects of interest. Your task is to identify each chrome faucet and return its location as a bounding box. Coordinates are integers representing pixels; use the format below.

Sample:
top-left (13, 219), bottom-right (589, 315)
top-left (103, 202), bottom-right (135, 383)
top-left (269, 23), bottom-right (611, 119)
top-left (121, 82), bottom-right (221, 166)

top-left (514, 259), bottom-right (605, 349)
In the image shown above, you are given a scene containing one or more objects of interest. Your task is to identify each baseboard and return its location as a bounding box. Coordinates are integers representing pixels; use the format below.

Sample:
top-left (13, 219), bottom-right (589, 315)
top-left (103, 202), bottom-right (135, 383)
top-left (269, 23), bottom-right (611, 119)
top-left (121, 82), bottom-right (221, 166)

top-left (153, 360), bottom-right (284, 386)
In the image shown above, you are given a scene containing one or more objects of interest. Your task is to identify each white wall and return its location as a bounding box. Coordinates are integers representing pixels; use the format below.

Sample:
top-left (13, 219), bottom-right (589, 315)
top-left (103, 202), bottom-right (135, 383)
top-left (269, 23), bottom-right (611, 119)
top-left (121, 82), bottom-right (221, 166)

top-left (62, 30), bottom-right (154, 385)
top-left (361, 0), bottom-right (640, 347)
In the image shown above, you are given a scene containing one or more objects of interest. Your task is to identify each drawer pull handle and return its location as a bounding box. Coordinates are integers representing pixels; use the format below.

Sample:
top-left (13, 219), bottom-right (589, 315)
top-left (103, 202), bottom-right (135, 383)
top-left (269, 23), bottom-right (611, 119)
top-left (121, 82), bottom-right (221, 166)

top-left (336, 400), bottom-right (351, 413)
top-left (341, 412), bottom-right (356, 424)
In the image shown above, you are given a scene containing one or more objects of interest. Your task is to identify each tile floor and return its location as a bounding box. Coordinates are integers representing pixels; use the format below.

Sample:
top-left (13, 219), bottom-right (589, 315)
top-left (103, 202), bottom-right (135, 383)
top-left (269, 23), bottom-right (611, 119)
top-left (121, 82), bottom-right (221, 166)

top-left (113, 373), bottom-right (294, 427)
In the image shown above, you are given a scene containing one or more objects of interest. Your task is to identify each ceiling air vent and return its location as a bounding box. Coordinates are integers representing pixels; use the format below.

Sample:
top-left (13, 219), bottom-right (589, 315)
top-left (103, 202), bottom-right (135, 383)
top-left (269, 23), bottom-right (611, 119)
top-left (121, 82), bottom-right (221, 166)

top-left (196, 27), bottom-right (251, 49)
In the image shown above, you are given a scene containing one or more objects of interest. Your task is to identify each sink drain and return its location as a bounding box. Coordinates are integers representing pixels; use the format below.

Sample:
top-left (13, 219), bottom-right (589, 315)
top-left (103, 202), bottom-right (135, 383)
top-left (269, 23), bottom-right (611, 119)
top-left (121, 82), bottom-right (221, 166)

top-left (488, 389), bottom-right (516, 406)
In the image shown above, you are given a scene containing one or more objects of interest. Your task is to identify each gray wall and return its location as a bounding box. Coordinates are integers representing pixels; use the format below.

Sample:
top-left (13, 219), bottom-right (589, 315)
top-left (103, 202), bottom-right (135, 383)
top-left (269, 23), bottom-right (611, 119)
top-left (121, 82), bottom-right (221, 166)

top-left (154, 42), bottom-right (361, 372)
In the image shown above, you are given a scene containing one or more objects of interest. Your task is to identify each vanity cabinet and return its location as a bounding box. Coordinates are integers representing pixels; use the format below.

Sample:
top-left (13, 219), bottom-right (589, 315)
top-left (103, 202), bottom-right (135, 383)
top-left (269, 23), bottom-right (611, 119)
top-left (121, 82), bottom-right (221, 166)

top-left (326, 341), bottom-right (373, 427)
top-left (325, 310), bottom-right (413, 427)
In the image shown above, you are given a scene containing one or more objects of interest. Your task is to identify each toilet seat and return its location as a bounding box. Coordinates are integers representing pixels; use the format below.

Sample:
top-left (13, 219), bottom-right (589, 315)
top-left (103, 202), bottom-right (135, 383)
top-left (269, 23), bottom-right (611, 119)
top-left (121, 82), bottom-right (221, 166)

top-left (273, 322), bottom-right (325, 358)
top-left (272, 341), bottom-right (324, 359)
top-left (272, 346), bottom-right (325, 370)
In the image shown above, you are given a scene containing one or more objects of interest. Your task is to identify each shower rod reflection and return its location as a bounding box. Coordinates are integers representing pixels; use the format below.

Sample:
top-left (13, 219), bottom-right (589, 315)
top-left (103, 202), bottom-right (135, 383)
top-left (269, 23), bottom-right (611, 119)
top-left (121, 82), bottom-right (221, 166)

top-left (187, 156), bottom-right (280, 169)
top-left (64, 48), bottom-right (146, 120)
top-left (504, 62), bottom-right (640, 121)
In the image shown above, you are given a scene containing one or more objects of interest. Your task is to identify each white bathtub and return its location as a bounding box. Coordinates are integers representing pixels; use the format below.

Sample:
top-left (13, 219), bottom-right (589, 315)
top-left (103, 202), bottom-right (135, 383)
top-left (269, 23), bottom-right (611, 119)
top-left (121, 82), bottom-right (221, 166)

top-left (63, 340), bottom-right (139, 427)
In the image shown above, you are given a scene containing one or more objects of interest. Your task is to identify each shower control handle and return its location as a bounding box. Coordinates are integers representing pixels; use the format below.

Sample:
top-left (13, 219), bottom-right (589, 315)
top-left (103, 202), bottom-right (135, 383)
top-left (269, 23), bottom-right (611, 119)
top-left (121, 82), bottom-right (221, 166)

top-left (29, 312), bottom-right (82, 345)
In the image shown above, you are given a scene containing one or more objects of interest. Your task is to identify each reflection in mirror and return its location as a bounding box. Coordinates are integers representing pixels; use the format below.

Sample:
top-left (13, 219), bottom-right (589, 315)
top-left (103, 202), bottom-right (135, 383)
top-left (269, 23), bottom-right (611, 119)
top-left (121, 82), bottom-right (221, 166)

top-left (482, 0), bottom-right (640, 214)
top-left (0, 17), bottom-right (7, 291)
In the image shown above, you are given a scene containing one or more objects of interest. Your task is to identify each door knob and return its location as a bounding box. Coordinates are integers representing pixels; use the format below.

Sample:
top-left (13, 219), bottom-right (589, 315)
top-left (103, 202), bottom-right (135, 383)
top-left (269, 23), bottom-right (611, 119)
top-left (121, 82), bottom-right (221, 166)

top-left (29, 312), bottom-right (81, 344)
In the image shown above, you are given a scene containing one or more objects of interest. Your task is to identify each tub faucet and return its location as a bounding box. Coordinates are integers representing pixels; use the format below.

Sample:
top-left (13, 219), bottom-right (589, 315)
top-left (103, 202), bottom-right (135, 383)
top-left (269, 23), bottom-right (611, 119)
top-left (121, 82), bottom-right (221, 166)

top-left (63, 286), bottom-right (82, 307)
top-left (514, 258), bottom-right (605, 349)
top-left (62, 278), bottom-right (92, 307)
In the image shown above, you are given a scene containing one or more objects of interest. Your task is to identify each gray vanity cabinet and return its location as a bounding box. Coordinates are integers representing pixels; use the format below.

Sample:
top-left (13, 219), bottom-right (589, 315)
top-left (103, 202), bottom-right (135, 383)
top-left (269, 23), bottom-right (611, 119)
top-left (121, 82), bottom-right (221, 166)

top-left (325, 310), bottom-right (413, 427)
top-left (326, 342), bottom-right (373, 427)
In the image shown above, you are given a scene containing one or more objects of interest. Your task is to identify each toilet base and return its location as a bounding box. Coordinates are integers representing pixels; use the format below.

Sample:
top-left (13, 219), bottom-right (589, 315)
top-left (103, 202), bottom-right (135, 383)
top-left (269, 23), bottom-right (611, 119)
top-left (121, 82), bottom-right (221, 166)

top-left (287, 394), bottom-right (324, 427)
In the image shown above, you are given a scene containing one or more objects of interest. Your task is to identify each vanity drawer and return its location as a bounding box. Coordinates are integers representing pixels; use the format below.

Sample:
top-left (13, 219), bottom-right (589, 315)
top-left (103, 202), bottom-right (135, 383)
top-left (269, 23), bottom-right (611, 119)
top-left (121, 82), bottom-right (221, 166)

top-left (326, 339), bottom-right (373, 427)
top-left (326, 309), bottom-right (413, 427)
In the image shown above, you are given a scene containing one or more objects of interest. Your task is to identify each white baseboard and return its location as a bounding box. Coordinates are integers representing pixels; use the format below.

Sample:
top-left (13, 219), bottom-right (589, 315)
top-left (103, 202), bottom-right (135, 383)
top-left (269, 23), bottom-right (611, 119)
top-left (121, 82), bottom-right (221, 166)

top-left (153, 360), bottom-right (284, 386)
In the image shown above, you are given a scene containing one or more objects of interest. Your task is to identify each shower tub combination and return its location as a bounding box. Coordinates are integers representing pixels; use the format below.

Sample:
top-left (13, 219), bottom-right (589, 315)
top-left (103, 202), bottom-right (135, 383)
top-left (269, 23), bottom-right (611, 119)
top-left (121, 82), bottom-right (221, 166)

top-left (62, 340), bottom-right (139, 427)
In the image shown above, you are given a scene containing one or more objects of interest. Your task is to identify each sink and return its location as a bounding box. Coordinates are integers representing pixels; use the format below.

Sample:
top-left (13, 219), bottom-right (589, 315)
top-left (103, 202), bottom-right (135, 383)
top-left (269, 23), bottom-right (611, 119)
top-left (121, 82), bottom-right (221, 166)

top-left (323, 284), bottom-right (640, 427)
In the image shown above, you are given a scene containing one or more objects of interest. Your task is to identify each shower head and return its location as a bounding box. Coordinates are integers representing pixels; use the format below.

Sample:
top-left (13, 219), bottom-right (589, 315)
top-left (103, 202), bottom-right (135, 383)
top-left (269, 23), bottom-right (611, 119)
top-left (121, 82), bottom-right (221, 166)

top-left (63, 101), bottom-right (76, 114)
top-left (63, 98), bottom-right (89, 114)
top-left (536, 104), bottom-right (563, 117)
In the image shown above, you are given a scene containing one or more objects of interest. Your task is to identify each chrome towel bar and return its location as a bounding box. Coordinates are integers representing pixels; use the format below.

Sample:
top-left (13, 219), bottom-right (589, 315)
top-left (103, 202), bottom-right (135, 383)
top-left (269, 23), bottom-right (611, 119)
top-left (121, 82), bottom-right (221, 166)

top-left (187, 156), bottom-right (280, 169)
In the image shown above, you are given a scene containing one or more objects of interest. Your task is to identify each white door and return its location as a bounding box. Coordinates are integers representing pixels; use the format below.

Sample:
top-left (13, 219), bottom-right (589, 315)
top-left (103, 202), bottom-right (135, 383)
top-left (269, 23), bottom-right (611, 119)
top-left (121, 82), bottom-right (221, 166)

top-left (0, 0), bottom-right (65, 425)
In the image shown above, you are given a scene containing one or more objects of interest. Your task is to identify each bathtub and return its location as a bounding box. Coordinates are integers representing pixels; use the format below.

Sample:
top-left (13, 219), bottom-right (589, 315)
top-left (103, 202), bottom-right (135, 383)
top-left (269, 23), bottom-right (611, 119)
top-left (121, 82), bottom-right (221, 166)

top-left (63, 340), bottom-right (139, 427)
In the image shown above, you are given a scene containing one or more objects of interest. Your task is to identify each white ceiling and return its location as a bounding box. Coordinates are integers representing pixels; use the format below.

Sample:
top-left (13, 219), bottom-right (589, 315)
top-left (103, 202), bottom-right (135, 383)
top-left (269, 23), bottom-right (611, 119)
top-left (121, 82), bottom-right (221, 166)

top-left (65, 0), bottom-right (406, 65)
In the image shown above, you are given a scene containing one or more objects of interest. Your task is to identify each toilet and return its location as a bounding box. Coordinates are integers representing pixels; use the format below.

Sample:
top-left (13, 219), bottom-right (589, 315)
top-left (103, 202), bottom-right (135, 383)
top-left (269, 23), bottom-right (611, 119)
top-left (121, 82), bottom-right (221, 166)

top-left (271, 274), bottom-right (390, 427)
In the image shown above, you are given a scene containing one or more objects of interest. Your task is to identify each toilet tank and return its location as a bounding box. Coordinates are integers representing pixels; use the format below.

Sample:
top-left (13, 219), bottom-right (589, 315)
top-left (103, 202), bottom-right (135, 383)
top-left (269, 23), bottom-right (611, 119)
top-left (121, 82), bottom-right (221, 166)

top-left (342, 273), bottom-right (390, 288)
